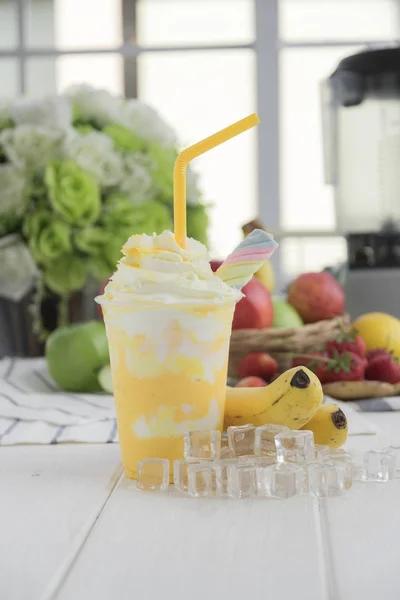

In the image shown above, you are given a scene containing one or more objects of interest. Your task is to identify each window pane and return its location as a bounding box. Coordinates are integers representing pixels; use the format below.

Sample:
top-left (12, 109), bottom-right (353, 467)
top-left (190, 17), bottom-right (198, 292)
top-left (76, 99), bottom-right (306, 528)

top-left (0, 60), bottom-right (18, 96)
top-left (26, 55), bottom-right (124, 96)
top-left (280, 46), bottom-right (363, 232)
top-left (136, 0), bottom-right (255, 47)
top-left (279, 0), bottom-right (400, 42)
top-left (26, 0), bottom-right (122, 48)
top-left (280, 237), bottom-right (346, 277)
top-left (138, 49), bottom-right (256, 258)
top-left (0, 1), bottom-right (17, 48)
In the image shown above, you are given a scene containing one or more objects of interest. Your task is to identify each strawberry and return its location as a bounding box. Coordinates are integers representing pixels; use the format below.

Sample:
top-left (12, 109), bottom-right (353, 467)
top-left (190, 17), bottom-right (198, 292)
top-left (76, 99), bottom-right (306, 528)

top-left (237, 352), bottom-right (278, 381)
top-left (313, 350), bottom-right (367, 384)
top-left (366, 348), bottom-right (393, 362)
top-left (326, 326), bottom-right (366, 358)
top-left (291, 352), bottom-right (328, 370)
top-left (291, 352), bottom-right (332, 384)
top-left (365, 354), bottom-right (400, 384)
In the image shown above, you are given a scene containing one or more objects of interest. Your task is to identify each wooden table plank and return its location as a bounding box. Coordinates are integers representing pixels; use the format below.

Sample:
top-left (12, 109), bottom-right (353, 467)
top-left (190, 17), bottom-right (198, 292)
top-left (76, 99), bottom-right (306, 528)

top-left (55, 477), bottom-right (326, 600)
top-left (0, 444), bottom-right (122, 600)
top-left (322, 413), bottom-right (400, 600)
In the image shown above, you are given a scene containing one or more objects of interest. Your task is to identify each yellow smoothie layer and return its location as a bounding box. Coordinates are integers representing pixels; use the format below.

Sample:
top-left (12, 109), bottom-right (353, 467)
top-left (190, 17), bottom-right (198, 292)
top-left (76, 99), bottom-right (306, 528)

top-left (103, 302), bottom-right (235, 480)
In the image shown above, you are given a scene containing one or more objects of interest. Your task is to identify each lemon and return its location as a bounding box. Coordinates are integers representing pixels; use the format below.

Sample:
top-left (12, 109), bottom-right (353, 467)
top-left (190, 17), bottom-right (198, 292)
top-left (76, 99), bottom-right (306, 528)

top-left (352, 312), bottom-right (400, 356)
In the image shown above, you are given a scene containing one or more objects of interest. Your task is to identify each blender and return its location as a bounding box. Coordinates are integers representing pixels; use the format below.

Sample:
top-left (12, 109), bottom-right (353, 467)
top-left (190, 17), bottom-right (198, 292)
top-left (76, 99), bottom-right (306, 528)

top-left (322, 46), bottom-right (400, 319)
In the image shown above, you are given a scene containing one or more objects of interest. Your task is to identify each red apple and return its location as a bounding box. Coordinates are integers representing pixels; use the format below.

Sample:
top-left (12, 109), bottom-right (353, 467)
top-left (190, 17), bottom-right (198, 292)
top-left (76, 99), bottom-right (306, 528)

top-left (236, 376), bottom-right (268, 387)
top-left (210, 259), bottom-right (223, 273)
top-left (237, 352), bottom-right (278, 380)
top-left (232, 278), bottom-right (273, 330)
top-left (287, 272), bottom-right (345, 324)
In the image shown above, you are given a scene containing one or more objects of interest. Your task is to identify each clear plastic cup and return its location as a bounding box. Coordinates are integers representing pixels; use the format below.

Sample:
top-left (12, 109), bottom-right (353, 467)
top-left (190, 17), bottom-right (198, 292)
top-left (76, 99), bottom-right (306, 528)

top-left (96, 297), bottom-right (236, 479)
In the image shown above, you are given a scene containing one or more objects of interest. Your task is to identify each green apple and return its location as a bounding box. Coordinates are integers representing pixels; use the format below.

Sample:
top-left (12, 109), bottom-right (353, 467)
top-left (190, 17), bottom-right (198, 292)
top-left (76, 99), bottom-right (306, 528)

top-left (98, 364), bottom-right (113, 394)
top-left (272, 298), bottom-right (303, 328)
top-left (45, 321), bottom-right (109, 392)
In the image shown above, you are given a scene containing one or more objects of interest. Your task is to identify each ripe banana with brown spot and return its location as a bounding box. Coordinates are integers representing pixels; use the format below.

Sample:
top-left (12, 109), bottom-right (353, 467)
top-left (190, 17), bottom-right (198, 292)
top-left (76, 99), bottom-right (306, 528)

top-left (224, 366), bottom-right (323, 430)
top-left (301, 403), bottom-right (348, 448)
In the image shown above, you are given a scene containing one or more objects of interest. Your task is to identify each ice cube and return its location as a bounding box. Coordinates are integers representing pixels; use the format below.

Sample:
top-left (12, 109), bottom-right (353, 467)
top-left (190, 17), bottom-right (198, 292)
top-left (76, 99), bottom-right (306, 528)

top-left (383, 445), bottom-right (400, 473)
top-left (227, 463), bottom-right (257, 499)
top-left (324, 451), bottom-right (353, 489)
top-left (362, 450), bottom-right (396, 483)
top-left (261, 463), bottom-right (306, 498)
top-left (255, 424), bottom-right (290, 456)
top-left (315, 444), bottom-right (331, 460)
top-left (183, 429), bottom-right (221, 461)
top-left (241, 456), bottom-right (278, 494)
top-left (239, 455), bottom-right (276, 467)
top-left (308, 462), bottom-right (345, 497)
top-left (227, 424), bottom-right (256, 457)
top-left (173, 459), bottom-right (200, 493)
top-left (220, 446), bottom-right (236, 459)
top-left (136, 458), bottom-right (170, 492)
top-left (214, 459), bottom-right (238, 494)
top-left (187, 463), bottom-right (214, 497)
top-left (219, 433), bottom-right (235, 458)
top-left (275, 430), bottom-right (315, 464)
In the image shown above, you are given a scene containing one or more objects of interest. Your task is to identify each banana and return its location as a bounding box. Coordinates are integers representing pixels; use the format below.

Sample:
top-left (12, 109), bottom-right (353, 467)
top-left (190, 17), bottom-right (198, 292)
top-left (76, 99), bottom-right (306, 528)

top-left (254, 260), bottom-right (275, 293)
top-left (224, 366), bottom-right (323, 430)
top-left (323, 380), bottom-right (394, 400)
top-left (301, 403), bottom-right (348, 448)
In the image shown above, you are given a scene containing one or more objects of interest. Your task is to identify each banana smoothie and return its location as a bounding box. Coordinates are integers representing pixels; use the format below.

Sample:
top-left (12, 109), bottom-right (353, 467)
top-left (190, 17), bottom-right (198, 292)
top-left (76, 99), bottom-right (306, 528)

top-left (97, 230), bottom-right (241, 479)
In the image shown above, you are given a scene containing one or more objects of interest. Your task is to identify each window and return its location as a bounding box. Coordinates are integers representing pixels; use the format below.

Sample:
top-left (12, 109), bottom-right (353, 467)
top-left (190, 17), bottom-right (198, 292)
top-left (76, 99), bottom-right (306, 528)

top-left (1, 0), bottom-right (400, 278)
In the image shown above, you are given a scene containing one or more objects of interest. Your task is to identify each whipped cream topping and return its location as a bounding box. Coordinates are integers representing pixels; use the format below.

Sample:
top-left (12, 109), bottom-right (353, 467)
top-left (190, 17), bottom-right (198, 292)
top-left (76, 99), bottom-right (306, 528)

top-left (103, 230), bottom-right (242, 305)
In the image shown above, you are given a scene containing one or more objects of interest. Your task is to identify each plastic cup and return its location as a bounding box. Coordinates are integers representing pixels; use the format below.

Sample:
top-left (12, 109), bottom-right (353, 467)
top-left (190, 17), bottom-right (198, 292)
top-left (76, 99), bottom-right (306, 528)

top-left (96, 297), bottom-right (236, 480)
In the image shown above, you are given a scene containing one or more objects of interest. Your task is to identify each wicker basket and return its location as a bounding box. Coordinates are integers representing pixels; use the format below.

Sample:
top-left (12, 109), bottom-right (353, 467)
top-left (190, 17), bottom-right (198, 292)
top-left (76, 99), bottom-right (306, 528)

top-left (228, 314), bottom-right (350, 378)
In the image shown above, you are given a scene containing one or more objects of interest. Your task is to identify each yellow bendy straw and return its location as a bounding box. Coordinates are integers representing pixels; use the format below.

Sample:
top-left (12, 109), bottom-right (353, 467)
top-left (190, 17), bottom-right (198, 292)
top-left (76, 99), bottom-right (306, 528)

top-left (173, 113), bottom-right (260, 248)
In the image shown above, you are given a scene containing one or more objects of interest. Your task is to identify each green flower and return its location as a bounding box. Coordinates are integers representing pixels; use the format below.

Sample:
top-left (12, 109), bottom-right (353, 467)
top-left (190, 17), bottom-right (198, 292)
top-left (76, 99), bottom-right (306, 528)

top-left (87, 236), bottom-right (126, 281)
top-left (25, 210), bottom-right (72, 265)
top-left (148, 143), bottom-right (176, 202)
top-left (45, 160), bottom-right (101, 226)
top-left (74, 227), bottom-right (110, 256)
top-left (44, 254), bottom-right (87, 295)
top-left (103, 123), bottom-right (146, 153)
top-left (187, 204), bottom-right (209, 246)
top-left (87, 256), bottom-right (114, 281)
top-left (0, 164), bottom-right (27, 236)
top-left (103, 195), bottom-right (172, 236)
top-left (75, 124), bottom-right (95, 135)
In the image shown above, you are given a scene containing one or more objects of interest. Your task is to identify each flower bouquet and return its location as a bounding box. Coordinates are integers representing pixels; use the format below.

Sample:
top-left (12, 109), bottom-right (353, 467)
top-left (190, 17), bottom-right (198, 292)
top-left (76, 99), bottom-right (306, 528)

top-left (0, 86), bottom-right (208, 351)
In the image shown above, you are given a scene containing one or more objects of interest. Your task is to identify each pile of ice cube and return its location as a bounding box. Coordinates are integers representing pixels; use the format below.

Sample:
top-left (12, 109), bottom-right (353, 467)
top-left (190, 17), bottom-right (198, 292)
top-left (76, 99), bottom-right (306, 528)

top-left (136, 425), bottom-right (400, 499)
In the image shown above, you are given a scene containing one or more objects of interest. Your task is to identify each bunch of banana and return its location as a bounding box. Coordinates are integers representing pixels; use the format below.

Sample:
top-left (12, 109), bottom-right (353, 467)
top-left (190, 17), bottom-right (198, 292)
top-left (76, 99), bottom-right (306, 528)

top-left (224, 366), bottom-right (348, 448)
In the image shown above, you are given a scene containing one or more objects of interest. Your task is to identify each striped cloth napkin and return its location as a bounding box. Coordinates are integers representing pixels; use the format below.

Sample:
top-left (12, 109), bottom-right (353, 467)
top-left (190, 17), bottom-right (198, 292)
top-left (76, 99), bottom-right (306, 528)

top-left (0, 357), bottom-right (390, 445)
top-left (0, 357), bottom-right (117, 445)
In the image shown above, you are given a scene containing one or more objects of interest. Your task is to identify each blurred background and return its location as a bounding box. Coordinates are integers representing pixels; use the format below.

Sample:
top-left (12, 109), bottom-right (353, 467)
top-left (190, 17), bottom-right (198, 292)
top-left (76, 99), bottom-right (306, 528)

top-left (3, 0), bottom-right (399, 277)
top-left (2, 0), bottom-right (400, 359)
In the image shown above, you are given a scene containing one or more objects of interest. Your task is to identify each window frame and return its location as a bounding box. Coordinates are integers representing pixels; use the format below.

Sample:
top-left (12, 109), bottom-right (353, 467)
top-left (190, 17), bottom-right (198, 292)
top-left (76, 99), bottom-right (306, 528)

top-left (3, 0), bottom-right (400, 275)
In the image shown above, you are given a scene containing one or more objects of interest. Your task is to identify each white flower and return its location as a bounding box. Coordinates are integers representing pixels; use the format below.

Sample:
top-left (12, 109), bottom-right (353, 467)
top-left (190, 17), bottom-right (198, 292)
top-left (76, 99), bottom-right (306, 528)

top-left (0, 165), bottom-right (27, 220)
top-left (119, 154), bottom-right (156, 203)
top-left (11, 95), bottom-right (72, 128)
top-left (0, 125), bottom-right (65, 171)
top-left (65, 84), bottom-right (123, 128)
top-left (120, 99), bottom-right (177, 148)
top-left (0, 234), bottom-right (39, 287)
top-left (63, 130), bottom-right (123, 187)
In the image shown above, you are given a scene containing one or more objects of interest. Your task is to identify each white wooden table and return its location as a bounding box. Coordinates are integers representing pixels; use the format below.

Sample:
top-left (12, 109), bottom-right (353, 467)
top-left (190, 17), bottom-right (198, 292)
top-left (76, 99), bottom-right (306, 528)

top-left (1, 412), bottom-right (400, 600)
